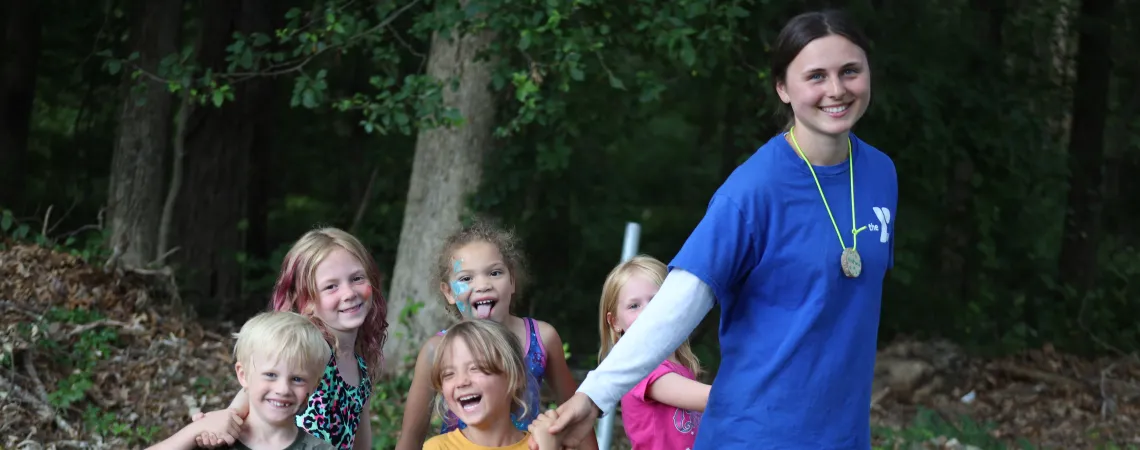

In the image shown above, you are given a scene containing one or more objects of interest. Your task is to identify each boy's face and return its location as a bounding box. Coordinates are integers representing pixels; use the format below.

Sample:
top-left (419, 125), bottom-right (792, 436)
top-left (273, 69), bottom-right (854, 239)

top-left (235, 353), bottom-right (318, 427)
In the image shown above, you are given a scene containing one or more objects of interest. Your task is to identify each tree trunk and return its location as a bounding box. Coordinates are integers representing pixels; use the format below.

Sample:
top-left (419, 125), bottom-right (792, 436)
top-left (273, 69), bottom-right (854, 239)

top-left (1047, 0), bottom-right (1077, 147)
top-left (382, 13), bottom-right (498, 374)
top-left (105, 0), bottom-right (183, 267)
top-left (940, 0), bottom-right (1004, 307)
top-left (1057, 0), bottom-right (1113, 292)
top-left (0, 0), bottom-right (41, 211)
top-left (174, 0), bottom-right (275, 317)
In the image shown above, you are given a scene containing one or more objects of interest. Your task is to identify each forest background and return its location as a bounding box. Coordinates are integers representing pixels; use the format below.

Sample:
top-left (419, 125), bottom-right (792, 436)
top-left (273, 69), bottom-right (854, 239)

top-left (0, 0), bottom-right (1137, 448)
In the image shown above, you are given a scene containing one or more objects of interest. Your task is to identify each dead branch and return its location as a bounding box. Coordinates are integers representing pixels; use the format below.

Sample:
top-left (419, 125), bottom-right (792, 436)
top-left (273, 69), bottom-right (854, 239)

top-left (1100, 363), bottom-right (1118, 419)
top-left (0, 372), bottom-right (77, 437)
top-left (41, 206), bottom-right (52, 239)
top-left (350, 165), bottom-right (380, 233)
top-left (55, 225), bottom-right (101, 243)
top-left (156, 93), bottom-right (191, 265)
top-left (101, 243), bottom-right (122, 273)
top-left (991, 361), bottom-right (1087, 391)
top-left (151, 246), bottom-right (180, 267)
top-left (45, 199), bottom-right (80, 237)
top-left (23, 355), bottom-right (51, 408)
top-left (0, 300), bottom-right (44, 321)
top-left (53, 440), bottom-right (112, 449)
top-left (870, 386), bottom-right (891, 408)
top-left (66, 319), bottom-right (145, 338)
top-left (1077, 292), bottom-right (1129, 357)
top-left (123, 265), bottom-right (182, 306)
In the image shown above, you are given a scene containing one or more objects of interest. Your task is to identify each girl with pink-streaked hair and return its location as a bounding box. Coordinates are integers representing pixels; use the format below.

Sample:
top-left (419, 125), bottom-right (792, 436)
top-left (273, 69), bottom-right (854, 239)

top-left (193, 227), bottom-right (388, 450)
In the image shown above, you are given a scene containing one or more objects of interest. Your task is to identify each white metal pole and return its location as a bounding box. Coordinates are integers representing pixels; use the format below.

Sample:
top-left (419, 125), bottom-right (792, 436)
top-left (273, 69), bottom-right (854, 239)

top-left (596, 222), bottom-right (640, 449)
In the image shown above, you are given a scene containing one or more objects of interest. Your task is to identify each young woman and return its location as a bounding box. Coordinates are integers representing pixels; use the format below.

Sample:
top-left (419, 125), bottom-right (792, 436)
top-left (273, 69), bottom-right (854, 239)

top-left (539, 9), bottom-right (897, 450)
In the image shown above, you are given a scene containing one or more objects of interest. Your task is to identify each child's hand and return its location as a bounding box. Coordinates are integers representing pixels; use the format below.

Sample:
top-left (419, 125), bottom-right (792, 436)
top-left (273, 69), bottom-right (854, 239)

top-left (528, 410), bottom-right (562, 450)
top-left (190, 409), bottom-right (243, 448)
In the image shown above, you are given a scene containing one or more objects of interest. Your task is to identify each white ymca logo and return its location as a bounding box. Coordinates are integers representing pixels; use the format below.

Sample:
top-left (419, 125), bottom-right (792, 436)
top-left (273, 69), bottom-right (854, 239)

top-left (869, 207), bottom-right (891, 243)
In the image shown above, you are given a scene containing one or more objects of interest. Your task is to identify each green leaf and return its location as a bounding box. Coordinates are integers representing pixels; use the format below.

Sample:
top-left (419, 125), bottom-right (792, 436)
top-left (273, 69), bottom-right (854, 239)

top-left (106, 59), bottom-right (122, 75)
top-left (301, 89), bottom-right (317, 108)
top-left (0, 210), bottom-right (11, 231)
top-left (14, 224), bottom-right (29, 240)
top-left (212, 91), bottom-right (224, 108)
top-left (569, 66), bottom-right (585, 81)
top-left (680, 41), bottom-right (697, 67)
top-left (239, 48), bottom-right (254, 69)
top-left (608, 74), bottom-right (625, 90)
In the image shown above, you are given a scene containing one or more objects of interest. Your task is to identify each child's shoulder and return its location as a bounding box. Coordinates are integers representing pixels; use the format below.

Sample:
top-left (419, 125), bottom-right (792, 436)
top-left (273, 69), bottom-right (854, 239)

top-left (527, 317), bottom-right (561, 342)
top-left (420, 333), bottom-right (445, 353)
top-left (293, 432), bottom-right (336, 450)
top-left (212, 430), bottom-right (333, 450)
top-left (422, 430), bottom-right (458, 449)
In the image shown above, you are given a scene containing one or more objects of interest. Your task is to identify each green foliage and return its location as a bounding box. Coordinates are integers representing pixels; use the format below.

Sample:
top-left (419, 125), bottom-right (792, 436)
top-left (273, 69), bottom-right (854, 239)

top-left (9, 305), bottom-right (158, 444)
top-left (872, 407), bottom-right (1139, 450)
top-left (0, 209), bottom-right (109, 261)
top-left (99, 1), bottom-right (458, 136)
top-left (871, 407), bottom-right (1024, 450)
top-left (369, 374), bottom-right (416, 449)
top-left (17, 0), bottom-right (1140, 396)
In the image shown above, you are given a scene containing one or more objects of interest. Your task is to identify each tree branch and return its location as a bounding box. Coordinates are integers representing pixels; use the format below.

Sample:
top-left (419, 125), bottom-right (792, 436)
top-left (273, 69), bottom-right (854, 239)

top-left (0, 372), bottom-right (78, 437)
top-left (156, 92), bottom-right (192, 264)
top-left (128, 0), bottom-right (425, 91)
top-left (350, 165), bottom-right (380, 233)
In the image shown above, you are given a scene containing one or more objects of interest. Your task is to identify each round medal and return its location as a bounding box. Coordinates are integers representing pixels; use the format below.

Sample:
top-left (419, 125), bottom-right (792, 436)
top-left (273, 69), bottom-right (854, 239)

top-left (841, 247), bottom-right (862, 278)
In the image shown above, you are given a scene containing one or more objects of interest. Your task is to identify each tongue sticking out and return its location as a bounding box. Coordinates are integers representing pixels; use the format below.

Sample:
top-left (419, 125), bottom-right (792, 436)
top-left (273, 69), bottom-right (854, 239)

top-left (474, 302), bottom-right (493, 319)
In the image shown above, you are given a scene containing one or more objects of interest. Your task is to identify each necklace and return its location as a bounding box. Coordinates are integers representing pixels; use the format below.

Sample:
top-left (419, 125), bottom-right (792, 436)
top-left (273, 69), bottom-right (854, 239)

top-left (788, 126), bottom-right (865, 278)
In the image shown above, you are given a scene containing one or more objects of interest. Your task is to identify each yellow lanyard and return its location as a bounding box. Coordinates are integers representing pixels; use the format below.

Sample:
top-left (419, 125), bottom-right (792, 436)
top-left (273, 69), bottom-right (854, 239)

top-left (788, 127), bottom-right (866, 251)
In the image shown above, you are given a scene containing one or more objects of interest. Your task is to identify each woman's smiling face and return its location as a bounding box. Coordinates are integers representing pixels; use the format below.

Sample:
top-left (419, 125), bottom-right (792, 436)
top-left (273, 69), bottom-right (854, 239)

top-left (776, 34), bottom-right (871, 138)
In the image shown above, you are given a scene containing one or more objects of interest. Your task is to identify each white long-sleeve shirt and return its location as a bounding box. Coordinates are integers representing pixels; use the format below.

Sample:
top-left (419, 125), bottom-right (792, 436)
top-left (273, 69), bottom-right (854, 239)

top-left (576, 269), bottom-right (716, 415)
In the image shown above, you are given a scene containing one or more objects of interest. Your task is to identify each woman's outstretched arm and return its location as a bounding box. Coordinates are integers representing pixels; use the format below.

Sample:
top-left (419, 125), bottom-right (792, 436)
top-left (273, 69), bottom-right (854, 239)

top-left (576, 269), bottom-right (715, 416)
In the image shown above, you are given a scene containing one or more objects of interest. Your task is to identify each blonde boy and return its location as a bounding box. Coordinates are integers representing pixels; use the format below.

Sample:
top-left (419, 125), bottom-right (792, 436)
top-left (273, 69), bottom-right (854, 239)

top-left (147, 311), bottom-right (334, 450)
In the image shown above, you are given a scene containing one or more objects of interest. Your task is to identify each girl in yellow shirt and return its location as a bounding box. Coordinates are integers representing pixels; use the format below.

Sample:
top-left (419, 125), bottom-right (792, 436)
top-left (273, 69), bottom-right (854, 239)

top-left (423, 319), bottom-right (561, 450)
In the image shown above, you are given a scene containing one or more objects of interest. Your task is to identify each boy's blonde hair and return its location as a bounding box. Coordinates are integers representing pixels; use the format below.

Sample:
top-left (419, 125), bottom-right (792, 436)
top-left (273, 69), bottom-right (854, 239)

top-left (430, 319), bottom-right (531, 421)
top-left (233, 311), bottom-right (332, 379)
top-left (598, 255), bottom-right (702, 377)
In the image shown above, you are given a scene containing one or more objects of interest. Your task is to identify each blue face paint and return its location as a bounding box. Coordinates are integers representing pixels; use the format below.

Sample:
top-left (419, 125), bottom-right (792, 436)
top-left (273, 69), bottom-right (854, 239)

top-left (453, 259), bottom-right (463, 273)
top-left (451, 280), bottom-right (471, 316)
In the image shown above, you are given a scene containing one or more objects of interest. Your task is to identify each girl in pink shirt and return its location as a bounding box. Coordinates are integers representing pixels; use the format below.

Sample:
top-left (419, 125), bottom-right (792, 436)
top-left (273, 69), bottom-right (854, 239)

top-left (598, 256), bottom-right (711, 450)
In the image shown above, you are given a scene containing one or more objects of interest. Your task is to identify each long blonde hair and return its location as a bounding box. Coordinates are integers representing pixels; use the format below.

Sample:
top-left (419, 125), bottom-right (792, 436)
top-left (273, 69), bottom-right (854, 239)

top-left (598, 255), bottom-right (702, 377)
top-left (430, 319), bottom-right (532, 421)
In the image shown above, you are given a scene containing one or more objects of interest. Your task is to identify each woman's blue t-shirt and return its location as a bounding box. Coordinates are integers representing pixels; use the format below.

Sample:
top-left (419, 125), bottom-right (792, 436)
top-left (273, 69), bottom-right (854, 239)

top-left (670, 132), bottom-right (898, 449)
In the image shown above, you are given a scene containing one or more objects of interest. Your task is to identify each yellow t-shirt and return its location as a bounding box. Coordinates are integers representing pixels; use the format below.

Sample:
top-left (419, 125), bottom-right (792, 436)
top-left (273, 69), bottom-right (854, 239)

top-left (422, 430), bottom-right (531, 450)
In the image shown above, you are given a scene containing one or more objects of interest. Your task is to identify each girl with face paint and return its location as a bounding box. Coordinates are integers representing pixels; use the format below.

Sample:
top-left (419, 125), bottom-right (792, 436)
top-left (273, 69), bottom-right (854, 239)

top-left (394, 219), bottom-right (597, 450)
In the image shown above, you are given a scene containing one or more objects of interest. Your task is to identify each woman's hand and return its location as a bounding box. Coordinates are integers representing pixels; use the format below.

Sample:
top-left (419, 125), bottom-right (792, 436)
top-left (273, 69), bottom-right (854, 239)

top-left (529, 393), bottom-right (599, 450)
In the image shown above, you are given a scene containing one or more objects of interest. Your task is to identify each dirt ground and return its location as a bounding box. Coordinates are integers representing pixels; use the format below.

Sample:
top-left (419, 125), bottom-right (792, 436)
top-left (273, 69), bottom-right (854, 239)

top-left (1, 243), bottom-right (1137, 449)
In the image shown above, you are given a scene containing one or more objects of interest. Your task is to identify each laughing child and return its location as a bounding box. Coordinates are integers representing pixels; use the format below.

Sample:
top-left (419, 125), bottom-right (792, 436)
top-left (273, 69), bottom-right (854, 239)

top-left (423, 319), bottom-right (564, 450)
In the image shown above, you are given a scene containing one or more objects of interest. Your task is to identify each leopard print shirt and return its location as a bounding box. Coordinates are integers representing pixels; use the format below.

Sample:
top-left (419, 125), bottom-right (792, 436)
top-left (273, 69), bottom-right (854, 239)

top-left (296, 352), bottom-right (372, 449)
